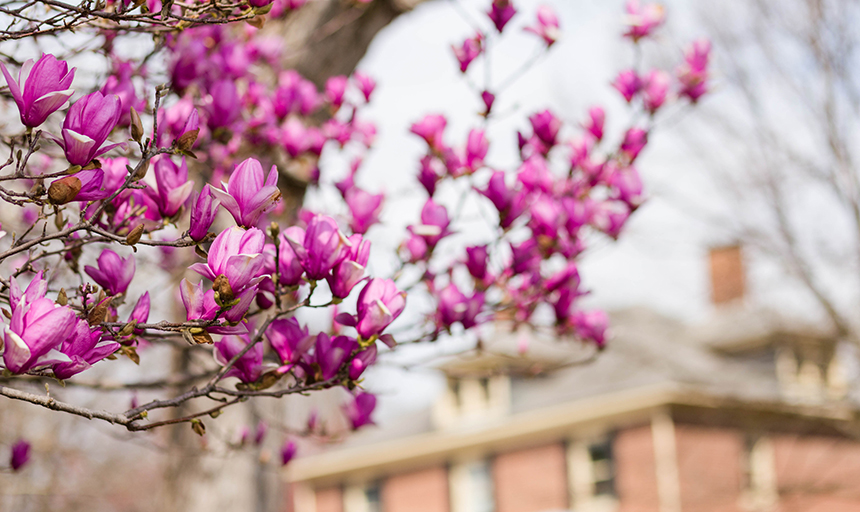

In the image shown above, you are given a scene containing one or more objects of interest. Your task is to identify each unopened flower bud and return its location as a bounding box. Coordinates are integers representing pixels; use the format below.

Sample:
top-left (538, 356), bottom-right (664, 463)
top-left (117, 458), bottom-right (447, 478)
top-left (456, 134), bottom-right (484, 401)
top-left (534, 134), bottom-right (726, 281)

top-left (48, 176), bottom-right (82, 204)
top-left (213, 274), bottom-right (235, 303)
top-left (57, 288), bottom-right (68, 306)
top-left (176, 129), bottom-right (199, 153)
top-left (191, 419), bottom-right (206, 436)
top-left (118, 320), bottom-right (138, 337)
top-left (87, 297), bottom-right (110, 326)
top-left (126, 224), bottom-right (144, 246)
top-left (130, 107), bottom-right (144, 142)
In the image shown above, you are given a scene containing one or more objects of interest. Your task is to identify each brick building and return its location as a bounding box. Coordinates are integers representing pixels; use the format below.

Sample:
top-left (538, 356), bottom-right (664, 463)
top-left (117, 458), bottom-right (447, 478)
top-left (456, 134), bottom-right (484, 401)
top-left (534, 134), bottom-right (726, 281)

top-left (284, 247), bottom-right (860, 512)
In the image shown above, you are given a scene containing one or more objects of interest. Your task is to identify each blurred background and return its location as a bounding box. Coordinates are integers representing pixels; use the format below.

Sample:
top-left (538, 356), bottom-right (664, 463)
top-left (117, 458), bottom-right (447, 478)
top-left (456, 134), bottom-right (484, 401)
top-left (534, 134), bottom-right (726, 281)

top-left (3, 0), bottom-right (860, 511)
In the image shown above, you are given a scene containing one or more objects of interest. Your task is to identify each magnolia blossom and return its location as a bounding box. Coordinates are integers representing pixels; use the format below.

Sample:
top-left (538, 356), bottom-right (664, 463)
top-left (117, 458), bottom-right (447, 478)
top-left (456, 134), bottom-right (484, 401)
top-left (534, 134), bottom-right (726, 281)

top-left (281, 441), bottom-right (297, 466)
top-left (10, 440), bottom-right (30, 471)
top-left (145, 155), bottom-right (194, 218)
top-left (0, 54), bottom-right (75, 128)
top-left (353, 71), bottom-right (376, 103)
top-left (53, 317), bottom-right (120, 379)
top-left (3, 274), bottom-right (77, 374)
top-left (584, 106), bottom-right (605, 141)
top-left (623, 0), bottom-right (665, 41)
top-left (612, 69), bottom-right (641, 103)
top-left (214, 334), bottom-right (263, 384)
top-left (452, 34), bottom-right (483, 73)
top-left (325, 75), bottom-right (348, 109)
top-left (524, 5), bottom-right (560, 47)
top-left (211, 157), bottom-right (281, 228)
top-left (56, 91), bottom-right (123, 166)
top-left (345, 187), bottom-right (383, 235)
top-left (642, 70), bottom-right (670, 113)
top-left (266, 317), bottom-right (312, 365)
top-left (344, 392), bottom-right (376, 430)
top-left (84, 249), bottom-right (135, 295)
top-left (353, 278), bottom-right (406, 338)
top-left (678, 39), bottom-right (711, 102)
top-left (189, 185), bottom-right (220, 241)
top-left (190, 226), bottom-right (267, 294)
top-left (327, 234), bottom-right (370, 299)
top-left (301, 332), bottom-right (357, 381)
top-left (488, 0), bottom-right (516, 32)
top-left (286, 214), bottom-right (348, 281)
top-left (410, 114), bottom-right (447, 150)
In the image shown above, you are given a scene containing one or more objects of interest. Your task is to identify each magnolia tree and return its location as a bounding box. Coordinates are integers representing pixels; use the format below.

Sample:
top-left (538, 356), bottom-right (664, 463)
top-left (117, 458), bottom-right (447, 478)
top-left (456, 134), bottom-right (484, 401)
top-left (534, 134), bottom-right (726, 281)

top-left (0, 0), bottom-right (709, 471)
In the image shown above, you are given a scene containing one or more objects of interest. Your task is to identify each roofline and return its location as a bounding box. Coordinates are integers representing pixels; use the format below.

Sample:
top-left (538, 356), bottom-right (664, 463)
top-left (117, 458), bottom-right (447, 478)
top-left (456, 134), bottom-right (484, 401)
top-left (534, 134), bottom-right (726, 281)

top-left (286, 384), bottom-right (858, 485)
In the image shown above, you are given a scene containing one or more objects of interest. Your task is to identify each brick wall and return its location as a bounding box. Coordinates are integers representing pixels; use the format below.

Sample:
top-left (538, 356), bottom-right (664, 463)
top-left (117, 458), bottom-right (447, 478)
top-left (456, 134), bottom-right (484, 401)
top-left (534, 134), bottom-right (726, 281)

top-left (382, 466), bottom-right (449, 512)
top-left (772, 434), bottom-right (860, 511)
top-left (674, 425), bottom-right (743, 512)
top-left (493, 443), bottom-right (568, 512)
top-left (615, 425), bottom-right (660, 512)
top-left (315, 486), bottom-right (343, 512)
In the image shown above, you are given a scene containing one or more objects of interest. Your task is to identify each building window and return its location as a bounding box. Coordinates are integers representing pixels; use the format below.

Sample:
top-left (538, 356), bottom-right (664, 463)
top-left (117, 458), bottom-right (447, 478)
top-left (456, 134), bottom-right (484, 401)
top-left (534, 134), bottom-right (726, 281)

top-left (450, 459), bottom-right (495, 512)
top-left (589, 439), bottom-right (616, 497)
top-left (432, 375), bottom-right (511, 429)
top-left (344, 481), bottom-right (382, 512)
top-left (568, 436), bottom-right (618, 511)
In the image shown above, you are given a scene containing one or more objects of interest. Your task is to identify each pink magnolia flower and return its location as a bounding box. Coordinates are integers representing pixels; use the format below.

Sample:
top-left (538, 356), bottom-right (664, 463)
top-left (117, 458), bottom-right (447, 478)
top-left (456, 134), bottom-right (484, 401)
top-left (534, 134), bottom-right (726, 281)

top-left (214, 334), bottom-right (263, 384)
top-left (276, 226), bottom-right (306, 286)
top-left (189, 185), bottom-right (220, 241)
top-left (302, 332), bottom-right (357, 381)
top-left (344, 392), bottom-right (376, 429)
top-left (623, 0), bottom-right (665, 41)
top-left (211, 157), bottom-right (281, 228)
top-left (612, 69), bottom-right (641, 103)
top-left (100, 61), bottom-right (145, 127)
top-left (345, 187), bottom-right (384, 235)
top-left (286, 214), bottom-right (348, 281)
top-left (488, 0), bottom-right (516, 33)
top-left (206, 79), bottom-right (241, 130)
top-left (609, 165), bottom-right (644, 209)
top-left (573, 310), bottom-right (609, 347)
top-left (353, 71), bottom-right (376, 103)
top-left (325, 75), bottom-right (348, 109)
top-left (85, 249), bottom-right (135, 295)
top-left (354, 278), bottom-right (406, 338)
top-left (53, 317), bottom-right (120, 379)
top-left (465, 245), bottom-right (489, 281)
top-left (179, 279), bottom-right (251, 332)
top-left (452, 34), bottom-right (483, 73)
top-left (410, 199), bottom-right (451, 248)
top-left (583, 106), bottom-right (605, 142)
top-left (0, 54), bottom-right (75, 127)
top-left (642, 70), bottom-right (670, 113)
top-left (620, 127), bottom-right (648, 161)
top-left (678, 39), bottom-right (711, 102)
top-left (591, 200), bottom-right (630, 239)
top-left (529, 109), bottom-right (561, 147)
top-left (481, 90), bottom-right (496, 116)
top-left (524, 5), bottom-right (560, 47)
top-left (266, 317), bottom-right (312, 365)
top-left (57, 91), bottom-right (123, 166)
top-left (410, 114), bottom-right (447, 151)
top-left (327, 234), bottom-right (370, 299)
top-left (190, 226), bottom-right (267, 293)
top-left (437, 283), bottom-right (484, 330)
top-left (348, 344), bottom-right (377, 380)
top-left (464, 129), bottom-right (489, 171)
top-left (145, 155), bottom-right (194, 218)
top-left (281, 441), bottom-right (297, 466)
top-left (2, 275), bottom-right (77, 374)
top-left (10, 440), bottom-right (30, 471)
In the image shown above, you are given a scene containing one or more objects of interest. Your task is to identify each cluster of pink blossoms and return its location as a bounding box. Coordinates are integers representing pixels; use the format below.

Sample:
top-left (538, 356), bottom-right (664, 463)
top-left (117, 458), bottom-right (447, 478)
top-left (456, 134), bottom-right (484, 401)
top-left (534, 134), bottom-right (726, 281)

top-left (0, 0), bottom-right (709, 446)
top-left (399, 0), bottom-right (710, 345)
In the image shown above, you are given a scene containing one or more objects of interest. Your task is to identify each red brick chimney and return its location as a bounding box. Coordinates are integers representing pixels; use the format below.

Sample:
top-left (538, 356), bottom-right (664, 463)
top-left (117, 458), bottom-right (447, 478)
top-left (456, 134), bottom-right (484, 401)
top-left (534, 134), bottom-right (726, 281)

top-left (709, 244), bottom-right (745, 305)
